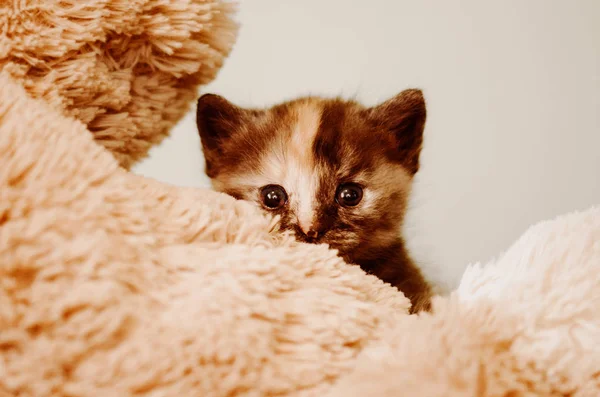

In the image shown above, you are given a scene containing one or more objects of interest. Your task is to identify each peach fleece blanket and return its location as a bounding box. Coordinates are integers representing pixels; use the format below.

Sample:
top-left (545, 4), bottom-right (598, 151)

top-left (1, 1), bottom-right (599, 396)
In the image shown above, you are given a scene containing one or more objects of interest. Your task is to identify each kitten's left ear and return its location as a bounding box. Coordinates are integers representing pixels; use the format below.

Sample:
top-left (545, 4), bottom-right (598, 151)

top-left (196, 93), bottom-right (250, 178)
top-left (196, 93), bottom-right (247, 153)
top-left (369, 89), bottom-right (427, 174)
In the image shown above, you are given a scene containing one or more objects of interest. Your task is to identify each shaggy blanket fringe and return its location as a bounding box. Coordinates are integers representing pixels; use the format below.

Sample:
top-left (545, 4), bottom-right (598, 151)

top-left (0, 0), bottom-right (238, 168)
top-left (1, 1), bottom-right (600, 396)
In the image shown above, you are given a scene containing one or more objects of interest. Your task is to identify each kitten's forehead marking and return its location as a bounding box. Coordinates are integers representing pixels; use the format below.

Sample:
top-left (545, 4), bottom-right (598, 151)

top-left (290, 102), bottom-right (320, 162)
top-left (254, 101), bottom-right (322, 233)
top-left (285, 101), bottom-right (322, 233)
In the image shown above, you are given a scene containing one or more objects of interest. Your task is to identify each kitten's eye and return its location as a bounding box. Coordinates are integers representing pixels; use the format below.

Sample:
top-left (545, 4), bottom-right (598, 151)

top-left (336, 183), bottom-right (363, 207)
top-left (260, 184), bottom-right (288, 209)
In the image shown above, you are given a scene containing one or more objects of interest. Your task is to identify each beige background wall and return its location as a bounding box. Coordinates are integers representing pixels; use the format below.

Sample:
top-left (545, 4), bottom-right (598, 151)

top-left (134, 0), bottom-right (600, 291)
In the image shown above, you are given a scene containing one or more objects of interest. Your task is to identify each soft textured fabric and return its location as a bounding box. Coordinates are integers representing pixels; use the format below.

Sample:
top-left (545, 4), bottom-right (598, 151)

top-left (1, 2), bottom-right (599, 396)
top-left (0, 72), bottom-right (409, 396)
top-left (328, 206), bottom-right (600, 396)
top-left (0, 0), bottom-right (237, 168)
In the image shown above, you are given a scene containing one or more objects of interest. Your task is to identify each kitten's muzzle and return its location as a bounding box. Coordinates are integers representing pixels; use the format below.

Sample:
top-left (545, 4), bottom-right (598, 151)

top-left (305, 230), bottom-right (318, 239)
top-left (293, 224), bottom-right (323, 244)
top-left (297, 220), bottom-right (322, 240)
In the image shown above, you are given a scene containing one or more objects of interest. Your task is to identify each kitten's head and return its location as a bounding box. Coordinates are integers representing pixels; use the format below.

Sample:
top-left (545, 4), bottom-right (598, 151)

top-left (196, 90), bottom-right (426, 261)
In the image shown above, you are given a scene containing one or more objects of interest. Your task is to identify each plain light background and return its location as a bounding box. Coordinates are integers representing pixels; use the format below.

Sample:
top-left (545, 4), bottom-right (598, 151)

top-left (133, 0), bottom-right (600, 291)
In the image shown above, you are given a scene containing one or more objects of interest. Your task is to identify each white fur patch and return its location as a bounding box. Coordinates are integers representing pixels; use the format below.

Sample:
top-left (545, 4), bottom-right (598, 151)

top-left (260, 102), bottom-right (322, 232)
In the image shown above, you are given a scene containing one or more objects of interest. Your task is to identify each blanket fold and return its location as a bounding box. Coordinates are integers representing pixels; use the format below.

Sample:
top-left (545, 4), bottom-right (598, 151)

top-left (0, 71), bottom-right (409, 396)
top-left (1, 1), bottom-right (599, 395)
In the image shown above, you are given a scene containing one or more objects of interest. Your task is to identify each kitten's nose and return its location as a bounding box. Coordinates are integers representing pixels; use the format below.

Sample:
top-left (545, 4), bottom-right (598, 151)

top-left (305, 229), bottom-right (319, 239)
top-left (299, 222), bottom-right (319, 239)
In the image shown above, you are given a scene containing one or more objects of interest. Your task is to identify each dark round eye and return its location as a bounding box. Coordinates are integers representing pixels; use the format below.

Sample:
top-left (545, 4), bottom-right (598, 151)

top-left (260, 184), bottom-right (288, 209)
top-left (336, 183), bottom-right (363, 207)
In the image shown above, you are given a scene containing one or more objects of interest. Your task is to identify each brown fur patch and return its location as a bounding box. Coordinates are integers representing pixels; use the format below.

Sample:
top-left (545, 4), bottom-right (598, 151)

top-left (196, 90), bottom-right (432, 312)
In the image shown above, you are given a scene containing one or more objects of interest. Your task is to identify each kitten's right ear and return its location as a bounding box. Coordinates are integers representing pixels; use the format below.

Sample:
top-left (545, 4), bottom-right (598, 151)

top-left (369, 89), bottom-right (427, 174)
top-left (196, 93), bottom-right (246, 153)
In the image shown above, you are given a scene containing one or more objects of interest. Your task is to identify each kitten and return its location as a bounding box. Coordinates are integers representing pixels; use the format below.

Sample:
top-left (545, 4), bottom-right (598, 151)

top-left (196, 89), bottom-right (432, 312)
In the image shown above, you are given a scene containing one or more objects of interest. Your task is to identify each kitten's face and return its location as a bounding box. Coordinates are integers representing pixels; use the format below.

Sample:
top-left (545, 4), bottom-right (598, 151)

top-left (196, 90), bottom-right (426, 261)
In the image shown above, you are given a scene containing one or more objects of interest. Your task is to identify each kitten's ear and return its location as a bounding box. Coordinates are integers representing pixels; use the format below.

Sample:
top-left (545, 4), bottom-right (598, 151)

top-left (369, 89), bottom-right (426, 174)
top-left (196, 93), bottom-right (246, 152)
top-left (196, 94), bottom-right (250, 177)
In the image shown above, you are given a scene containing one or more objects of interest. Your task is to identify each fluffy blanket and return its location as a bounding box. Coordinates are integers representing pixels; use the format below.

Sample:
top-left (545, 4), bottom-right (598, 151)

top-left (1, 1), bottom-right (599, 396)
top-left (0, 0), bottom-right (237, 168)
